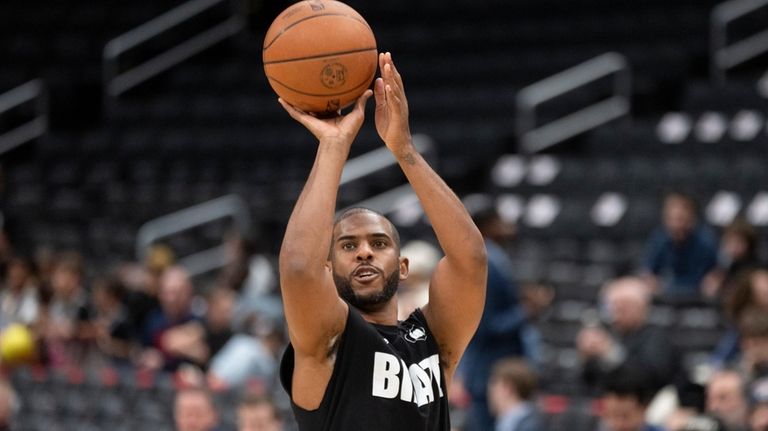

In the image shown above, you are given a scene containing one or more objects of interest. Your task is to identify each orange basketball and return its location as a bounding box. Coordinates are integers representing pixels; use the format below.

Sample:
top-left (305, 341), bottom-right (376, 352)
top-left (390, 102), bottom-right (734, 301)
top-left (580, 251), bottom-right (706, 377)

top-left (263, 0), bottom-right (378, 115)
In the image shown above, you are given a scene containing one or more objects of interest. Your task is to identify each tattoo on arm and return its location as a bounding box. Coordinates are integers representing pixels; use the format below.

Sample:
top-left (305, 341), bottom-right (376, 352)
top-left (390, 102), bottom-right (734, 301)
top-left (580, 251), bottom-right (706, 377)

top-left (403, 152), bottom-right (416, 166)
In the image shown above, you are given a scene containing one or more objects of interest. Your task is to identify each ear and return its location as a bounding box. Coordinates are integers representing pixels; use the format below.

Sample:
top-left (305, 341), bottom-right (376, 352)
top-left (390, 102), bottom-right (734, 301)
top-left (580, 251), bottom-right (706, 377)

top-left (399, 256), bottom-right (409, 280)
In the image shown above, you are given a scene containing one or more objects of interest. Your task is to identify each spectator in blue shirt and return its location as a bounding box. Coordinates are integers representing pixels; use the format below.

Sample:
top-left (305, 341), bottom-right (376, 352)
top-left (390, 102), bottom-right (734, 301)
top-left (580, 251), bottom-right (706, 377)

top-left (642, 192), bottom-right (718, 299)
top-left (488, 358), bottom-right (544, 431)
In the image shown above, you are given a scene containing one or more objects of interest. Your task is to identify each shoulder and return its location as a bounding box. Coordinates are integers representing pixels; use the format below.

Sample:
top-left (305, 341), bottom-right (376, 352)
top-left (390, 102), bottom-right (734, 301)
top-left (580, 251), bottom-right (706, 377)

top-left (519, 409), bottom-right (545, 431)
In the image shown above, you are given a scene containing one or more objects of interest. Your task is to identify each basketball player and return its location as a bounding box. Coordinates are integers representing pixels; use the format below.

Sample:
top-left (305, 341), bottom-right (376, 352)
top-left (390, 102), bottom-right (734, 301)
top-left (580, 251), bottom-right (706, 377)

top-left (277, 52), bottom-right (488, 430)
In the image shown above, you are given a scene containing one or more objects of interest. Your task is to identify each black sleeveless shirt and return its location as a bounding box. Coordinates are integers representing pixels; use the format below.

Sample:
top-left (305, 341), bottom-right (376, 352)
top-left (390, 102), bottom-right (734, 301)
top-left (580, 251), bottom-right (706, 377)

top-left (280, 307), bottom-right (451, 431)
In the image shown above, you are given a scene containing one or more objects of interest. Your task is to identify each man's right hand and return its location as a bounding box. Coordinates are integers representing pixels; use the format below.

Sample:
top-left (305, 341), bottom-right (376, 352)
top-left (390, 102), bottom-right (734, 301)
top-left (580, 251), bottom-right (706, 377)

top-left (278, 90), bottom-right (373, 148)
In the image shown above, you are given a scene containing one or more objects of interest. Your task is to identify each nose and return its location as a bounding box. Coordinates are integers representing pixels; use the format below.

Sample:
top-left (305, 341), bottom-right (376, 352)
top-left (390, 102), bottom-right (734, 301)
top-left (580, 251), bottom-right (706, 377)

top-left (356, 243), bottom-right (374, 261)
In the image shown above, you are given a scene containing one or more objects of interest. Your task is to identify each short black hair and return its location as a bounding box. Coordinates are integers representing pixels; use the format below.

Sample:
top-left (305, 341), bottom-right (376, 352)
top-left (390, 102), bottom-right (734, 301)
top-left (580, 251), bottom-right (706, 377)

top-left (603, 367), bottom-right (656, 406)
top-left (333, 207), bottom-right (401, 251)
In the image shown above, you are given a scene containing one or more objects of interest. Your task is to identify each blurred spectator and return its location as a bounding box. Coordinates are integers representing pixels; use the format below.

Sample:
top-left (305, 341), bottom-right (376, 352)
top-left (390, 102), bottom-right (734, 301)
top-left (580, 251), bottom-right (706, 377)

top-left (116, 261), bottom-right (161, 341)
top-left (207, 316), bottom-right (285, 391)
top-left (712, 268), bottom-right (768, 368)
top-left (220, 231), bottom-right (276, 296)
top-left (81, 276), bottom-right (136, 366)
top-left (577, 277), bottom-right (677, 396)
top-left (141, 266), bottom-right (201, 371)
top-left (174, 387), bottom-right (221, 431)
top-left (518, 281), bottom-right (554, 367)
top-left (0, 256), bottom-right (39, 329)
top-left (599, 369), bottom-right (664, 431)
top-left (0, 378), bottom-right (18, 431)
top-left (642, 192), bottom-right (718, 299)
top-left (705, 370), bottom-right (749, 431)
top-left (737, 308), bottom-right (768, 381)
top-left (221, 232), bottom-right (283, 329)
top-left (397, 239), bottom-right (441, 320)
top-left (750, 377), bottom-right (768, 431)
top-left (204, 287), bottom-right (235, 359)
top-left (462, 207), bottom-right (538, 431)
top-left (487, 358), bottom-right (543, 431)
top-left (40, 252), bottom-right (88, 368)
top-left (238, 394), bottom-right (283, 431)
top-left (32, 245), bottom-right (55, 287)
top-left (702, 219), bottom-right (761, 300)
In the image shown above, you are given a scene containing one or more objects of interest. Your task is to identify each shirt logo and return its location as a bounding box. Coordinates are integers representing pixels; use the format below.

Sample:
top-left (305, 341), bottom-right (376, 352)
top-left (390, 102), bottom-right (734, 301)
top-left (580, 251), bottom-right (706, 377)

top-left (404, 325), bottom-right (427, 343)
top-left (371, 352), bottom-right (444, 407)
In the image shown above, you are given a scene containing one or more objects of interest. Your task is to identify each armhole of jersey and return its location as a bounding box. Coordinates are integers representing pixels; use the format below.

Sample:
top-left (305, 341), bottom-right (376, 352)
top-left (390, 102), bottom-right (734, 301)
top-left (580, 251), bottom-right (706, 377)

top-left (279, 306), bottom-right (356, 415)
top-left (412, 308), bottom-right (440, 352)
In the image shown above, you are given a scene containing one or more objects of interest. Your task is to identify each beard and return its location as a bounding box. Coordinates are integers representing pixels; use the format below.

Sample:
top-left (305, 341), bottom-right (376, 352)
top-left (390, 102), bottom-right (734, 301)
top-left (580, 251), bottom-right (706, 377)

top-left (333, 267), bottom-right (400, 313)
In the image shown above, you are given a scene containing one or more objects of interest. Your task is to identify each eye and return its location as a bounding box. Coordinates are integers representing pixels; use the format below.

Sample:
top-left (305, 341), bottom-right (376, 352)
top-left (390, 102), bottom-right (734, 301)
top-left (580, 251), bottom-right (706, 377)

top-left (373, 240), bottom-right (387, 248)
top-left (341, 242), bottom-right (356, 251)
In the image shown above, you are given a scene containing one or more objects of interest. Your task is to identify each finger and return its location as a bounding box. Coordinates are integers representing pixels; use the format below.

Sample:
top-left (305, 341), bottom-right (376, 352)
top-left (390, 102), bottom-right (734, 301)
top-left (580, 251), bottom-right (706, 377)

top-left (385, 84), bottom-right (401, 106)
top-left (378, 52), bottom-right (386, 74)
top-left (278, 98), bottom-right (304, 121)
top-left (354, 89), bottom-right (373, 112)
top-left (374, 78), bottom-right (386, 109)
top-left (383, 63), bottom-right (402, 96)
top-left (386, 52), bottom-right (405, 91)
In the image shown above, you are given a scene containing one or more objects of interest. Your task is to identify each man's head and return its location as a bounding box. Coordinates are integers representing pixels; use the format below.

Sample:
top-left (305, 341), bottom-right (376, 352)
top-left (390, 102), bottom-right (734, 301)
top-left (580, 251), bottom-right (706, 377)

top-left (601, 370), bottom-right (655, 431)
top-left (206, 287), bottom-right (236, 332)
top-left (739, 307), bottom-right (768, 368)
top-left (602, 277), bottom-right (651, 333)
top-left (472, 207), bottom-right (516, 246)
top-left (488, 358), bottom-right (538, 416)
top-left (329, 208), bottom-right (409, 313)
top-left (237, 394), bottom-right (282, 431)
top-left (160, 266), bottom-right (194, 321)
top-left (174, 388), bottom-right (219, 431)
top-left (705, 370), bottom-right (749, 429)
top-left (51, 252), bottom-right (83, 299)
top-left (5, 256), bottom-right (32, 292)
top-left (662, 193), bottom-right (698, 243)
top-left (721, 218), bottom-right (758, 263)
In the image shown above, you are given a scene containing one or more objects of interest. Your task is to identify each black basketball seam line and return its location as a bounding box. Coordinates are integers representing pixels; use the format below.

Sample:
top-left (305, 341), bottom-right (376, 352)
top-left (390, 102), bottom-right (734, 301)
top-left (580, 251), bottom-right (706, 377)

top-left (263, 47), bottom-right (377, 65)
top-left (266, 68), bottom-right (376, 97)
top-left (263, 12), bottom-right (372, 52)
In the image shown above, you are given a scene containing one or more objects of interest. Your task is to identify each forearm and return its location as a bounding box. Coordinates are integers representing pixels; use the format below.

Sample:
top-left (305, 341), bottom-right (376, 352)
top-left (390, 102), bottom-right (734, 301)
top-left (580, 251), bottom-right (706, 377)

top-left (280, 141), bottom-right (348, 272)
top-left (394, 143), bottom-right (485, 265)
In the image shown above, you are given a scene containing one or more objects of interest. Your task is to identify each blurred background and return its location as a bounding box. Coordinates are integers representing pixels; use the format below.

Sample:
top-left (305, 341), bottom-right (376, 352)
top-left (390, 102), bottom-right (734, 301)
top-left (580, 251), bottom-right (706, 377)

top-left (0, 0), bottom-right (767, 430)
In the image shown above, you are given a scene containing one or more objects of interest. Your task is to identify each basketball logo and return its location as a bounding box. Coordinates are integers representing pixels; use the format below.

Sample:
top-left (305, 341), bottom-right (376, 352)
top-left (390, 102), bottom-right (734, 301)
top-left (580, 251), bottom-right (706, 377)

top-left (321, 63), bottom-right (347, 89)
top-left (404, 325), bottom-right (427, 343)
top-left (308, 0), bottom-right (325, 11)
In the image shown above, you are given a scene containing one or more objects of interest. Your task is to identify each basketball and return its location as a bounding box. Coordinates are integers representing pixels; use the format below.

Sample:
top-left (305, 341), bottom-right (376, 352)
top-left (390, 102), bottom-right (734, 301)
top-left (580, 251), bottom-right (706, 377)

top-left (0, 324), bottom-right (36, 366)
top-left (263, 0), bottom-right (378, 115)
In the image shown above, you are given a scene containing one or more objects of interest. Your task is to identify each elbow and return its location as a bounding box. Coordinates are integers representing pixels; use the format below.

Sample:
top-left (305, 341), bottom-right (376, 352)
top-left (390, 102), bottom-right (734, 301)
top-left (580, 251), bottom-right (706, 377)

top-left (467, 233), bottom-right (488, 268)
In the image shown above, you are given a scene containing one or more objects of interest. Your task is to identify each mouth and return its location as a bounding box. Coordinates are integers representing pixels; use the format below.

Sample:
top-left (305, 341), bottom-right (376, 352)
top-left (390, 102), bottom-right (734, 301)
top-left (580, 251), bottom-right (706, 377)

top-left (352, 265), bottom-right (381, 283)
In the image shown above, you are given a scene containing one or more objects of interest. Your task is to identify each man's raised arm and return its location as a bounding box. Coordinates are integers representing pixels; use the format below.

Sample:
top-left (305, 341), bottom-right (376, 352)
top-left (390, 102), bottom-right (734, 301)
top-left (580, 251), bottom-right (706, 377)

top-left (277, 92), bottom-right (372, 357)
top-left (373, 52), bottom-right (487, 382)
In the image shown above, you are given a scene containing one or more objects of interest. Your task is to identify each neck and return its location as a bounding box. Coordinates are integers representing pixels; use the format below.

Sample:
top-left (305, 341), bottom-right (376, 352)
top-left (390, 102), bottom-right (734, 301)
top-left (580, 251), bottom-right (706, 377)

top-left (359, 298), bottom-right (399, 325)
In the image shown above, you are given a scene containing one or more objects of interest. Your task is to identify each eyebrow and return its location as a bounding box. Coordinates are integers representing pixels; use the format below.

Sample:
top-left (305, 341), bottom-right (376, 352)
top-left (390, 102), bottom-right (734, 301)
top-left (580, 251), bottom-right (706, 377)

top-left (336, 232), bottom-right (392, 242)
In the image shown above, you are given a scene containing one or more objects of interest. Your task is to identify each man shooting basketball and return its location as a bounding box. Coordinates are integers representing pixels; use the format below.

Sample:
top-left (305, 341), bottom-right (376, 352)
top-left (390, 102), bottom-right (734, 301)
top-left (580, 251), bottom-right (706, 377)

top-left (277, 52), bottom-right (488, 430)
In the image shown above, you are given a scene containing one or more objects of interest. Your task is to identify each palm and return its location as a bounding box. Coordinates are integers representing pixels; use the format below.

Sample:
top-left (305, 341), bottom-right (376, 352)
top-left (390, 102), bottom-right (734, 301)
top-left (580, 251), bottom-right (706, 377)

top-left (278, 91), bottom-right (372, 144)
top-left (374, 92), bottom-right (392, 141)
top-left (373, 53), bottom-right (411, 150)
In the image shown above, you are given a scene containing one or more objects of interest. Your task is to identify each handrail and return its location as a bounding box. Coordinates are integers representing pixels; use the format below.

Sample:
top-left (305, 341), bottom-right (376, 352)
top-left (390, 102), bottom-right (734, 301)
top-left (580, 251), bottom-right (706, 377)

top-left (103, 0), bottom-right (245, 98)
top-left (0, 79), bottom-right (48, 155)
top-left (711, 0), bottom-right (768, 83)
top-left (343, 183), bottom-right (417, 216)
top-left (136, 194), bottom-right (251, 277)
top-left (515, 52), bottom-right (631, 153)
